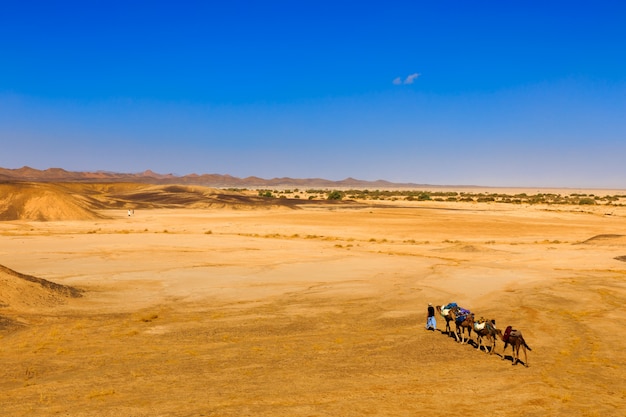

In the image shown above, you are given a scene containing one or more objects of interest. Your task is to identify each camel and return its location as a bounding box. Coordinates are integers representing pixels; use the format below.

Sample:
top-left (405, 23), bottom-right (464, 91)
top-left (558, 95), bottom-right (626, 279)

top-left (496, 326), bottom-right (532, 367)
top-left (473, 318), bottom-right (497, 354)
top-left (454, 310), bottom-right (474, 344)
top-left (435, 304), bottom-right (457, 335)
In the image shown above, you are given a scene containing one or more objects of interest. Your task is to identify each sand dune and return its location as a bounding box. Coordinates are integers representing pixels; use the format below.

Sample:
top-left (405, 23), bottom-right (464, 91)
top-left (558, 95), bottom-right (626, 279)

top-left (0, 264), bottom-right (82, 309)
top-left (0, 183), bottom-right (104, 221)
top-left (580, 233), bottom-right (626, 245)
top-left (0, 263), bottom-right (83, 333)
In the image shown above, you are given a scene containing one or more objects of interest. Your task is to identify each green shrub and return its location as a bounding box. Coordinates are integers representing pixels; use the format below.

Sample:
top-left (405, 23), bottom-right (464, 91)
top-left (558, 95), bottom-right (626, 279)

top-left (327, 190), bottom-right (344, 200)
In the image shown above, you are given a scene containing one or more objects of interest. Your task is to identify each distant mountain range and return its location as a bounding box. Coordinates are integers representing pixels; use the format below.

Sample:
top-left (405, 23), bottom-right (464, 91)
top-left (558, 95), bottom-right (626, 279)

top-left (0, 166), bottom-right (426, 189)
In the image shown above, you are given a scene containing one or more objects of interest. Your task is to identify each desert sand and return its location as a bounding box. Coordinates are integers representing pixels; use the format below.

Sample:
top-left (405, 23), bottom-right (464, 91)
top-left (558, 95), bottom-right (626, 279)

top-left (1, 184), bottom-right (626, 416)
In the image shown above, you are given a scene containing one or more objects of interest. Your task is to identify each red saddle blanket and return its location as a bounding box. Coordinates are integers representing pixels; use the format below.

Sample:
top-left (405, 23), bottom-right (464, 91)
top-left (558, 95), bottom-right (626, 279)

top-left (502, 325), bottom-right (513, 342)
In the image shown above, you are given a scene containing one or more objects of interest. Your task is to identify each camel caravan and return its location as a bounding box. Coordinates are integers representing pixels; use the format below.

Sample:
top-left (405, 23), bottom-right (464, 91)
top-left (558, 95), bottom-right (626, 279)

top-left (435, 302), bottom-right (532, 367)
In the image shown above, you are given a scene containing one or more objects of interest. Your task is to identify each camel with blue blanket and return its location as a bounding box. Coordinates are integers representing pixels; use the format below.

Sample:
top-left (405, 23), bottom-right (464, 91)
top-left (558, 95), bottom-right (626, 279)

top-left (453, 307), bottom-right (474, 344)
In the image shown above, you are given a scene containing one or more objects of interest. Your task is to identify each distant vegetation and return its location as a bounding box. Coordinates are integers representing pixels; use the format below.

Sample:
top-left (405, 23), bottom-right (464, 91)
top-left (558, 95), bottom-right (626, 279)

top-left (249, 188), bottom-right (626, 206)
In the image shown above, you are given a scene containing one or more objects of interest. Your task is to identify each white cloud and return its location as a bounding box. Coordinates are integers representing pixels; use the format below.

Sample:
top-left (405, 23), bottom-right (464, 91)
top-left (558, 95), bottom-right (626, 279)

top-left (404, 73), bottom-right (420, 84)
top-left (393, 73), bottom-right (421, 85)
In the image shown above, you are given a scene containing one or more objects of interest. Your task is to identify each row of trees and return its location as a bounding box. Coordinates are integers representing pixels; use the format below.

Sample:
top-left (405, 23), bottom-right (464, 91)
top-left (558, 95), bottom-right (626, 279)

top-left (250, 188), bottom-right (626, 205)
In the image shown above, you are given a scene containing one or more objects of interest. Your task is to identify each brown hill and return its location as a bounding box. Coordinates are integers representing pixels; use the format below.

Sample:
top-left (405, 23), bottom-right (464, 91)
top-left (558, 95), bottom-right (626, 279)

top-left (580, 234), bottom-right (626, 246)
top-left (100, 183), bottom-right (307, 209)
top-left (0, 182), bottom-right (106, 221)
top-left (0, 264), bottom-right (83, 313)
top-left (0, 182), bottom-right (360, 221)
top-left (0, 166), bottom-right (425, 188)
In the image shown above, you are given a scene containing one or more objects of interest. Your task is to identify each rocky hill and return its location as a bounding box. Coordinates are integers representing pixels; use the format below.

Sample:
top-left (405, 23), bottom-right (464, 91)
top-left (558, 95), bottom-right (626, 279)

top-left (0, 166), bottom-right (424, 188)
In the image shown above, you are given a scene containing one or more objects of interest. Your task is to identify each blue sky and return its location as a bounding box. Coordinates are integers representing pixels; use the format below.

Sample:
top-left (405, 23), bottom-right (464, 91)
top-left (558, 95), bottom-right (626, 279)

top-left (1, 1), bottom-right (625, 188)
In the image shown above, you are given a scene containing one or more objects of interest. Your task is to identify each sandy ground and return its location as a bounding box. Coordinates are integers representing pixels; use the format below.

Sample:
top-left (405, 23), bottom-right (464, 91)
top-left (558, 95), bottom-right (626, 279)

top-left (1, 199), bottom-right (626, 416)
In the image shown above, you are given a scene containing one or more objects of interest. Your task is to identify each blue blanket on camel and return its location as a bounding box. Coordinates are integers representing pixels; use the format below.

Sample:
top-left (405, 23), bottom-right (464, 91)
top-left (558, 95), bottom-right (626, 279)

top-left (455, 308), bottom-right (471, 323)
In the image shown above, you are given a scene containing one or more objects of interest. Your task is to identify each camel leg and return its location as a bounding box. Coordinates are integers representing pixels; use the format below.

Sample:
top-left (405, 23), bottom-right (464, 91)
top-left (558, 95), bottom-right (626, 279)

top-left (478, 334), bottom-right (486, 352)
top-left (521, 344), bottom-right (528, 367)
top-left (478, 334), bottom-right (488, 353)
top-left (460, 327), bottom-right (466, 344)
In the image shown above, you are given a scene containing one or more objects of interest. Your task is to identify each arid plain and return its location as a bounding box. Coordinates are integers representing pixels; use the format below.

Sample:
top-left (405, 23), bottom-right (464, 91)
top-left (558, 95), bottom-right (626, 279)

top-left (1, 183), bottom-right (626, 416)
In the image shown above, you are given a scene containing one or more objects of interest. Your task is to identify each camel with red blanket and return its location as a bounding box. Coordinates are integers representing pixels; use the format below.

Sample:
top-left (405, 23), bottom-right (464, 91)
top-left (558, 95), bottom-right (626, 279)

top-left (496, 326), bottom-right (532, 367)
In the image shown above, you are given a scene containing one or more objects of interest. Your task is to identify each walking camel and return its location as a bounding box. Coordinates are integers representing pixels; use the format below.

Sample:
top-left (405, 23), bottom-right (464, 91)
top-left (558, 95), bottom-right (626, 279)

top-left (435, 304), bottom-right (456, 335)
top-left (473, 319), bottom-right (497, 354)
top-left (497, 326), bottom-right (532, 367)
top-left (454, 310), bottom-right (474, 344)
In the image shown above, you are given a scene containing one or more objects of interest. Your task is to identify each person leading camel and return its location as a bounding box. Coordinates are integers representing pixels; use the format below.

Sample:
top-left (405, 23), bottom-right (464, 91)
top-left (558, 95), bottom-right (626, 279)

top-left (426, 303), bottom-right (436, 331)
